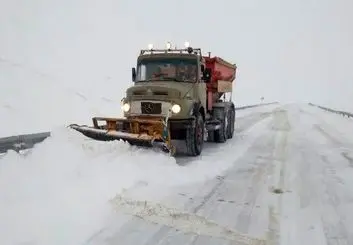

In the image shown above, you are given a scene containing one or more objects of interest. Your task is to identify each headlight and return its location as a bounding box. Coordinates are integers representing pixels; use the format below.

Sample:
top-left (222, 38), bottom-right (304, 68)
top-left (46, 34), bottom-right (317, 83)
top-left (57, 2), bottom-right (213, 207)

top-left (122, 103), bottom-right (130, 112)
top-left (171, 104), bottom-right (181, 114)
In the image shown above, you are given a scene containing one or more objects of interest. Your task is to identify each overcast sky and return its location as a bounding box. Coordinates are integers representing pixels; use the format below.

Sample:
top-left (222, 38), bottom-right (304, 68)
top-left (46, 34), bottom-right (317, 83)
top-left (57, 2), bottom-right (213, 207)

top-left (1, 0), bottom-right (352, 110)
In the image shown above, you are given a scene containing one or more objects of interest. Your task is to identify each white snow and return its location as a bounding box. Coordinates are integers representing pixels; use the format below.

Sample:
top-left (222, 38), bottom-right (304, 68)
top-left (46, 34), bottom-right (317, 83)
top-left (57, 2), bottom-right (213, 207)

top-left (0, 126), bottom-right (236, 245)
top-left (0, 59), bottom-right (126, 138)
top-left (305, 105), bottom-right (353, 146)
top-left (1, 101), bottom-right (353, 244)
top-left (1, 1), bottom-right (352, 243)
top-left (275, 105), bottom-right (353, 245)
top-left (235, 103), bottom-right (281, 118)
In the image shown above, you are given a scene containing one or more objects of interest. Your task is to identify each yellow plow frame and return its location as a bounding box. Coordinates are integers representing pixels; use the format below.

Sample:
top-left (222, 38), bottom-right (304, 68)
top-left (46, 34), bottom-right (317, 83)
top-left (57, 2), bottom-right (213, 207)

top-left (69, 116), bottom-right (176, 155)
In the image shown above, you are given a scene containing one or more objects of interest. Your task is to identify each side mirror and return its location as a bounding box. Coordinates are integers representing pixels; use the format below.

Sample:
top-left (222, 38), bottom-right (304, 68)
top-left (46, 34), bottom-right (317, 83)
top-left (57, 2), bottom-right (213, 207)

top-left (203, 68), bottom-right (212, 83)
top-left (132, 67), bottom-right (136, 82)
top-left (200, 64), bottom-right (205, 73)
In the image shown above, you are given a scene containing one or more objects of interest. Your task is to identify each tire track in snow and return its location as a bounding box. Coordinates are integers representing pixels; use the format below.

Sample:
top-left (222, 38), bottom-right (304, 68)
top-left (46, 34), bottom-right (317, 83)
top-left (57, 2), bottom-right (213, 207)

top-left (109, 195), bottom-right (266, 245)
top-left (319, 155), bottom-right (352, 245)
top-left (234, 156), bottom-right (269, 235)
top-left (147, 107), bottom-right (281, 243)
top-left (341, 152), bottom-right (353, 167)
top-left (178, 107), bottom-right (290, 244)
top-left (182, 108), bottom-right (278, 216)
top-left (266, 108), bottom-right (291, 245)
top-left (280, 106), bottom-right (353, 245)
top-left (311, 124), bottom-right (353, 244)
top-left (314, 124), bottom-right (353, 168)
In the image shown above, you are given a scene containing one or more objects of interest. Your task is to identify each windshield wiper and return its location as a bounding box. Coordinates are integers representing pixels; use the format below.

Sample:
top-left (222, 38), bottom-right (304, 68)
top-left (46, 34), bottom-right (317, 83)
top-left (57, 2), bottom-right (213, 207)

top-left (138, 77), bottom-right (193, 82)
top-left (137, 79), bottom-right (156, 82)
top-left (160, 77), bottom-right (184, 82)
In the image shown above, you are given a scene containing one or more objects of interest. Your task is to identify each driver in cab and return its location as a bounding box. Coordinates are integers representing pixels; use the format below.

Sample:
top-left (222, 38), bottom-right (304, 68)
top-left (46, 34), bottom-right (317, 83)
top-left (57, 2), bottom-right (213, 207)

top-left (177, 64), bottom-right (197, 82)
top-left (152, 64), bottom-right (176, 79)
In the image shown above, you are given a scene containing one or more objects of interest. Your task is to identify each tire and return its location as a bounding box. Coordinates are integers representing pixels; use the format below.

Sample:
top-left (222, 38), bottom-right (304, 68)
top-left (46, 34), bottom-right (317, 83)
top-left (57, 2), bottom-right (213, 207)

top-left (214, 107), bottom-right (227, 143)
top-left (186, 112), bottom-right (204, 156)
top-left (227, 106), bottom-right (235, 139)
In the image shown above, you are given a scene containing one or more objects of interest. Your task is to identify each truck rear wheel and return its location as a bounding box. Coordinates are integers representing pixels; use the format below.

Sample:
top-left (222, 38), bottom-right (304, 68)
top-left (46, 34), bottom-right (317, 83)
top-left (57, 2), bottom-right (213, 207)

top-left (186, 112), bottom-right (204, 156)
top-left (227, 106), bottom-right (235, 139)
top-left (214, 107), bottom-right (227, 143)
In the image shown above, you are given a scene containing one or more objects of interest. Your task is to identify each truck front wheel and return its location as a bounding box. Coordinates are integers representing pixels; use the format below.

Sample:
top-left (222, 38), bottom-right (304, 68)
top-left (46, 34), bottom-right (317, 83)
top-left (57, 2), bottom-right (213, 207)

top-left (186, 112), bottom-right (204, 156)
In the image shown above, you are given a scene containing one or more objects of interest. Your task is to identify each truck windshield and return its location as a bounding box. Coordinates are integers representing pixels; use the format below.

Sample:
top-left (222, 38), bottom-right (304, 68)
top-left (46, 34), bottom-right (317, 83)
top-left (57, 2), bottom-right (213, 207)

top-left (136, 58), bottom-right (198, 82)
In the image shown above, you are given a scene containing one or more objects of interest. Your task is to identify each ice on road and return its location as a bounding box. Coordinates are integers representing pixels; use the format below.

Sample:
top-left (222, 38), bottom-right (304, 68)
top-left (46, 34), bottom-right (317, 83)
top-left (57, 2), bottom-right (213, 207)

top-left (1, 104), bottom-right (353, 245)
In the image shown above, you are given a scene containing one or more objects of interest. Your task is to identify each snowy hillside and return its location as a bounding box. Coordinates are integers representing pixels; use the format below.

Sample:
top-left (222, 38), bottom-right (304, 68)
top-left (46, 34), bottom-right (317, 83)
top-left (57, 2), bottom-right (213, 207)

top-left (0, 58), bottom-right (126, 137)
top-left (0, 0), bottom-right (140, 137)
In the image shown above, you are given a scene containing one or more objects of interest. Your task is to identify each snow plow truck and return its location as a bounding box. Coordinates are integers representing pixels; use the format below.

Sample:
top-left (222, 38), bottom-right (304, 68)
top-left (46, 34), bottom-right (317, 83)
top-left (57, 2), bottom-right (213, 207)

top-left (69, 42), bottom-right (237, 156)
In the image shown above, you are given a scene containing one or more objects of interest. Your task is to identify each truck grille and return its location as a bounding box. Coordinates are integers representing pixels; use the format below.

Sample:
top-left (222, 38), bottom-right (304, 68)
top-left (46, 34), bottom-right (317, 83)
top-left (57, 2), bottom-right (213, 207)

top-left (141, 102), bottom-right (162, 114)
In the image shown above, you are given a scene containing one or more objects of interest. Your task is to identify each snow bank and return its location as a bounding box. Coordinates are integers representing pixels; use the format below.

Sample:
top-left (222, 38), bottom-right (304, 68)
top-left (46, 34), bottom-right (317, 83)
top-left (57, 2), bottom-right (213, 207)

top-left (0, 126), bottom-right (237, 245)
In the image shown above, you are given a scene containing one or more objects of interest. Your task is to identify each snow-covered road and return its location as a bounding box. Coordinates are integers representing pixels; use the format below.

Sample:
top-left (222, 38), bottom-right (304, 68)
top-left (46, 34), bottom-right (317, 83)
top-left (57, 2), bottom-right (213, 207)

top-left (1, 104), bottom-right (353, 245)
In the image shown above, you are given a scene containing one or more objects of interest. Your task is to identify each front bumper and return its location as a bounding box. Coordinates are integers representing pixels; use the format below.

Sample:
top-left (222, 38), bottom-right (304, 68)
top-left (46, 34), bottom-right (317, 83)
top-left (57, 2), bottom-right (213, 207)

top-left (69, 116), bottom-right (195, 154)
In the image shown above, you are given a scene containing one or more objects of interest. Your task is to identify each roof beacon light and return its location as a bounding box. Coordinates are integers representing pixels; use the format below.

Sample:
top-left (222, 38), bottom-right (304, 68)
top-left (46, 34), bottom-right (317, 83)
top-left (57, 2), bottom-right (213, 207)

top-left (166, 42), bottom-right (172, 49)
top-left (184, 41), bottom-right (190, 48)
top-left (148, 43), bottom-right (154, 50)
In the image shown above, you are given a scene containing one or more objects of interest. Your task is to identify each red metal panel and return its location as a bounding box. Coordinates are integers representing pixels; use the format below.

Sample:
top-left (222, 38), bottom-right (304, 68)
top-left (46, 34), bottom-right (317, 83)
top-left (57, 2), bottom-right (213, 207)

top-left (203, 56), bottom-right (237, 85)
top-left (203, 56), bottom-right (237, 110)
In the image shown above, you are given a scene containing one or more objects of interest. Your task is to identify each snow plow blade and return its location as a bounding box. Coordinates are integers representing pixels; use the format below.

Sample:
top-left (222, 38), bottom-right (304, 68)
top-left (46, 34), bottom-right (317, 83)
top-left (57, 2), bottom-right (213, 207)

top-left (68, 117), bottom-right (175, 155)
